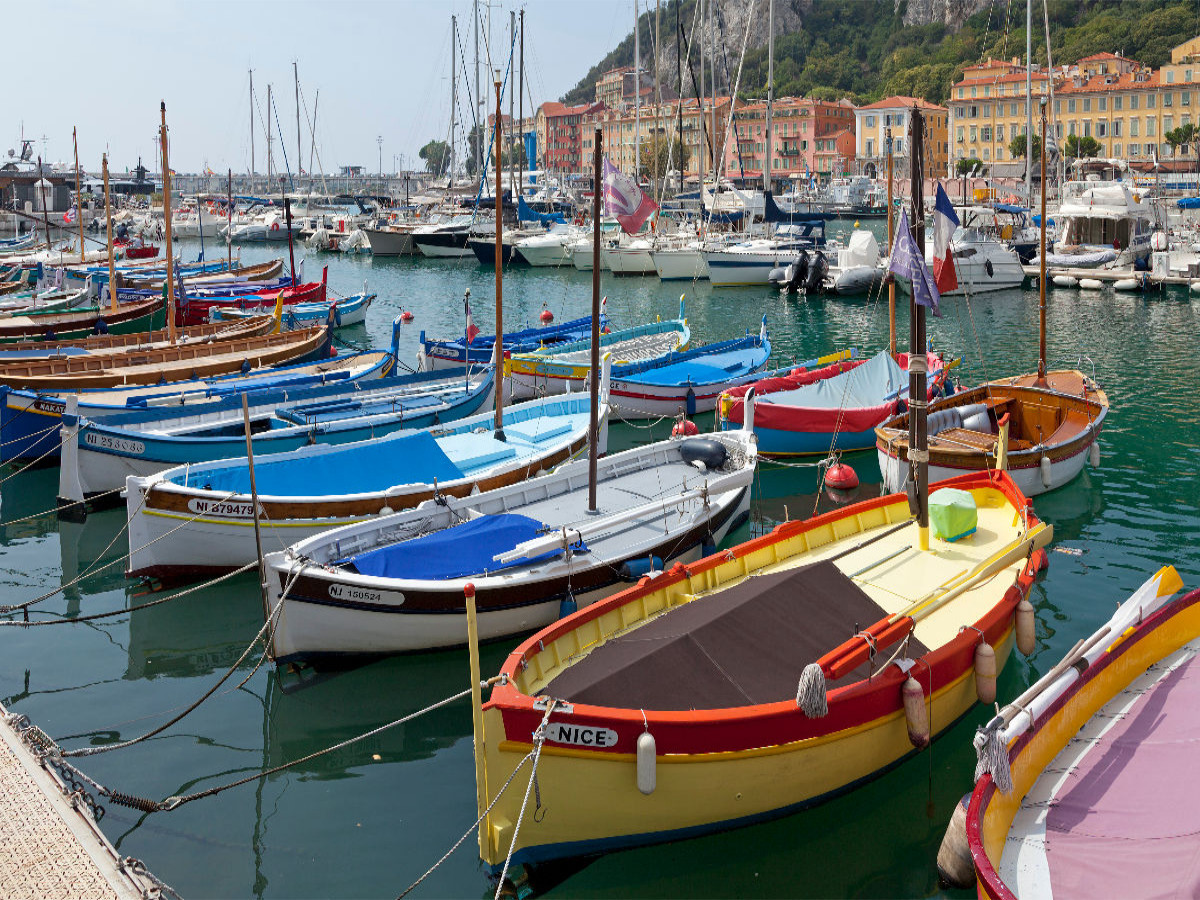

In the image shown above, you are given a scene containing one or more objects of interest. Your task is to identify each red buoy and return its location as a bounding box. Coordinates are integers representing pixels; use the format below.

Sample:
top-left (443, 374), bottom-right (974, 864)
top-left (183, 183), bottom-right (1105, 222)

top-left (825, 461), bottom-right (859, 490)
top-left (672, 418), bottom-right (699, 437)
top-left (539, 305), bottom-right (554, 324)
top-left (400, 309), bottom-right (415, 322)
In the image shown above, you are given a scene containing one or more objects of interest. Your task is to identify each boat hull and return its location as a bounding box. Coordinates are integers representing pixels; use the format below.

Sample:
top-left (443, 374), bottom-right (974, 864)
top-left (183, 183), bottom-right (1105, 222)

top-left (517, 241), bottom-right (573, 267)
top-left (601, 247), bottom-right (656, 275)
top-left (705, 249), bottom-right (798, 287)
top-left (363, 228), bottom-right (415, 257)
top-left (265, 487), bottom-right (750, 661)
top-left (652, 248), bottom-right (708, 280)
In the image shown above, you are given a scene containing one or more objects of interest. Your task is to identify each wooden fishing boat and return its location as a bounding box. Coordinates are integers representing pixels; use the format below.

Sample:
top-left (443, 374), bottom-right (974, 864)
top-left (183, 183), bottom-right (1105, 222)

top-left (0, 319), bottom-right (332, 391)
top-left (719, 350), bottom-right (947, 456)
top-left (0, 349), bottom-right (394, 464)
top-left (210, 292), bottom-right (374, 329)
top-left (418, 313), bottom-right (607, 371)
top-left (471, 106), bottom-right (1055, 885)
top-left (0, 297), bottom-right (165, 344)
top-left (875, 371), bottom-right (1108, 498)
top-left (263, 423), bottom-right (757, 662)
top-left (0, 314), bottom-right (274, 361)
top-left (119, 258), bottom-right (284, 289)
top-left (607, 320), bottom-right (770, 419)
top-left (175, 269), bottom-right (327, 326)
top-left (504, 302), bottom-right (689, 401)
top-left (950, 566), bottom-right (1200, 899)
top-left (0, 285), bottom-right (91, 315)
top-left (471, 470), bottom-right (1051, 877)
top-left (125, 376), bottom-right (611, 582)
top-left (59, 366), bottom-right (494, 510)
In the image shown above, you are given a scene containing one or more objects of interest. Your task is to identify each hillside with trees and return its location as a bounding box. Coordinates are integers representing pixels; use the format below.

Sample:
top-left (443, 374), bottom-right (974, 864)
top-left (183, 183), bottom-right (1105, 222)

top-left (562, 0), bottom-right (1200, 109)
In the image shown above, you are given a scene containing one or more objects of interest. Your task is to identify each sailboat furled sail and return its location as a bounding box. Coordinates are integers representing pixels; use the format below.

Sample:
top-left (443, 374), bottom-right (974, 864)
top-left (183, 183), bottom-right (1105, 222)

top-left (602, 157), bottom-right (657, 234)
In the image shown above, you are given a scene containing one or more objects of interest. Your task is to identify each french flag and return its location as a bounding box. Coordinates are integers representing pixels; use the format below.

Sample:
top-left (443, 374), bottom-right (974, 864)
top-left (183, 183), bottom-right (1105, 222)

top-left (932, 184), bottom-right (959, 294)
top-left (464, 297), bottom-right (480, 345)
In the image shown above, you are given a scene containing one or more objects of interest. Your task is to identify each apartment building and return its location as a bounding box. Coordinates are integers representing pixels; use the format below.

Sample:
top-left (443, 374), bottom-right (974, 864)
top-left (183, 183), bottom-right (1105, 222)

top-left (581, 97), bottom-right (732, 179)
top-left (724, 97), bottom-right (857, 186)
top-left (855, 96), bottom-right (949, 178)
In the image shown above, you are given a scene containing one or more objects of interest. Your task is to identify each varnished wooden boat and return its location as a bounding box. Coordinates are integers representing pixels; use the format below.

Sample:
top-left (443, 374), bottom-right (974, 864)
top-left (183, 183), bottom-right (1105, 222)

top-left (121, 258), bottom-right (284, 289)
top-left (875, 370), bottom-right (1108, 498)
top-left (953, 566), bottom-right (1200, 899)
top-left (0, 298), bottom-right (165, 344)
top-left (472, 470), bottom-right (1052, 878)
top-left (0, 321), bottom-right (331, 390)
top-left (0, 314), bottom-right (274, 361)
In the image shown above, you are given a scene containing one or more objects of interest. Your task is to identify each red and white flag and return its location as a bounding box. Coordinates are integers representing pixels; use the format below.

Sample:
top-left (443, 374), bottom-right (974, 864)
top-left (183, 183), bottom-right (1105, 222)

top-left (932, 184), bottom-right (959, 294)
top-left (63, 203), bottom-right (77, 225)
top-left (602, 157), bottom-right (657, 235)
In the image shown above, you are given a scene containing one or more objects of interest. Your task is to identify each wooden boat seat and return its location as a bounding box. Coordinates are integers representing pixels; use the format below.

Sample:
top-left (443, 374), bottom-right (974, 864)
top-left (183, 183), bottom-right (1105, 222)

top-left (933, 428), bottom-right (1035, 453)
top-left (1042, 408), bottom-right (1094, 447)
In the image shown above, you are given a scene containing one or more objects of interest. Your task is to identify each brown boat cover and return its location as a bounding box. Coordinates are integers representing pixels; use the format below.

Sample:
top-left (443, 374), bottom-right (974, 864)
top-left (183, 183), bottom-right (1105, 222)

top-left (545, 560), bottom-right (927, 710)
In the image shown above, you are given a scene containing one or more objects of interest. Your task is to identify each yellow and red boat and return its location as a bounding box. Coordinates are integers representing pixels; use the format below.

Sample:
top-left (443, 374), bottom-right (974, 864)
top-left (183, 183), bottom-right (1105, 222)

top-left (470, 468), bottom-right (1052, 879)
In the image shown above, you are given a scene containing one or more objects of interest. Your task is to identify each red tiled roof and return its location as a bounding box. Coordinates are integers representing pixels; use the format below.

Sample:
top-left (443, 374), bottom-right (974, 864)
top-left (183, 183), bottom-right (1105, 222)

top-left (857, 95), bottom-right (946, 111)
top-left (1057, 70), bottom-right (1162, 94)
top-left (953, 71), bottom-right (1052, 88)
top-left (1077, 52), bottom-right (1139, 65)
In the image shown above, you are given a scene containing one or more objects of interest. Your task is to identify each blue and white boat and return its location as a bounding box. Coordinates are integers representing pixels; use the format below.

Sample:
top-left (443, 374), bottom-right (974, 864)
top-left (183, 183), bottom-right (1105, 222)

top-left (0, 349), bottom-right (395, 464)
top-left (608, 317), bottom-right (771, 418)
top-left (125, 361), bottom-right (611, 581)
top-left (418, 313), bottom-right (607, 371)
top-left (209, 292), bottom-right (375, 329)
top-left (58, 365), bottom-right (494, 511)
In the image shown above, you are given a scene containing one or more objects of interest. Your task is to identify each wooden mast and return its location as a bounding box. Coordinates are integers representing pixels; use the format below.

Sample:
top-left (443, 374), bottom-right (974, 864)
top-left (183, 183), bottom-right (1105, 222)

top-left (160, 102), bottom-right (177, 343)
top-left (102, 154), bottom-right (117, 313)
top-left (589, 126), bottom-right (602, 513)
top-left (72, 128), bottom-right (84, 263)
top-left (908, 107), bottom-right (929, 551)
top-left (37, 157), bottom-right (52, 253)
top-left (493, 71), bottom-right (505, 441)
top-left (887, 127), bottom-right (895, 357)
top-left (1037, 100), bottom-right (1048, 386)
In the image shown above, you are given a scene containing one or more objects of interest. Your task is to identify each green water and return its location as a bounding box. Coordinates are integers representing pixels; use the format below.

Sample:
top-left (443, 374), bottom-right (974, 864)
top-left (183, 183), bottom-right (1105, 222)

top-left (2, 229), bottom-right (1198, 899)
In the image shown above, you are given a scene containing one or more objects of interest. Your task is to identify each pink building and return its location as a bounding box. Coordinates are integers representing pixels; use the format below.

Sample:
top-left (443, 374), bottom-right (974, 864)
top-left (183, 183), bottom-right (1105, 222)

top-left (724, 97), bottom-right (857, 186)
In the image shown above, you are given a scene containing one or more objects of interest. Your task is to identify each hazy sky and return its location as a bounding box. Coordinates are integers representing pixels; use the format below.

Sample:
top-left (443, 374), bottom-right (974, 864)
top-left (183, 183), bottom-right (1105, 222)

top-left (6, 0), bottom-right (632, 175)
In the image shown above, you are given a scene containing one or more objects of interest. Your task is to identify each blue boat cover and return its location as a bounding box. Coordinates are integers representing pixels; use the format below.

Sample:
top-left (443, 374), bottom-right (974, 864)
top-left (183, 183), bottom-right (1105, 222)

top-left (1177, 197), bottom-right (1200, 209)
top-left (628, 347), bottom-right (763, 386)
top-left (185, 429), bottom-right (465, 496)
top-left (518, 196), bottom-right (566, 225)
top-left (344, 513), bottom-right (578, 580)
top-left (763, 351), bottom-right (907, 410)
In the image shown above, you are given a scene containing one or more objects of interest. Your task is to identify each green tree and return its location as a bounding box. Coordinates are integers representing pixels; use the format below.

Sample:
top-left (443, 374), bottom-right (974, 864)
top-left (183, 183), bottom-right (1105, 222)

top-left (1166, 123), bottom-right (1197, 163)
top-left (1063, 134), bottom-right (1101, 158)
top-left (637, 136), bottom-right (690, 182)
top-left (955, 156), bottom-right (984, 176)
top-left (419, 139), bottom-right (450, 177)
top-left (1008, 133), bottom-right (1042, 161)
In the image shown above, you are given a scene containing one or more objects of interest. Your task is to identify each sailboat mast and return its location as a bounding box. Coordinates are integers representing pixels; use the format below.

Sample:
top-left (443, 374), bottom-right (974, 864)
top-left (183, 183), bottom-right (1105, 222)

top-left (509, 11), bottom-right (516, 201)
top-left (160, 102), bottom-right (177, 345)
top-left (676, 0), bottom-right (683, 193)
top-left (589, 126), bottom-right (603, 513)
top-left (655, 0), bottom-right (662, 196)
top-left (698, 0), bottom-right (705, 182)
top-left (1025, 0), bottom-right (1033, 207)
top-left (72, 126), bottom-right (83, 263)
top-left (266, 83), bottom-right (273, 191)
top-left (451, 15), bottom-right (458, 182)
top-left (887, 128), bottom-right (895, 356)
top-left (1038, 100), bottom-right (1048, 385)
top-left (102, 153), bottom-right (117, 312)
top-left (518, 9), bottom-right (524, 202)
top-left (709, 0), bottom-right (716, 189)
top-left (493, 72), bottom-right (505, 441)
top-left (635, 0), bottom-right (641, 181)
top-left (474, 0), bottom-right (481, 176)
top-left (908, 107), bottom-right (928, 550)
top-left (764, 0), bottom-right (774, 195)
top-left (294, 62), bottom-right (302, 182)
top-left (249, 70), bottom-right (255, 182)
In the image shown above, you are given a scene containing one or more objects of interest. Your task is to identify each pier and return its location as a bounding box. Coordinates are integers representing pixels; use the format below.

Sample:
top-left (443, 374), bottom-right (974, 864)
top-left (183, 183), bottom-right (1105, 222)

top-left (1021, 264), bottom-right (1197, 288)
top-left (0, 701), bottom-right (162, 899)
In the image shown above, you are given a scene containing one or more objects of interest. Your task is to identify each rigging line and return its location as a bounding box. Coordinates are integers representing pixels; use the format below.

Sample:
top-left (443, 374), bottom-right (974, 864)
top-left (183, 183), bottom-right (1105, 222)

top-left (61, 565), bottom-right (302, 759)
top-left (714, 0), bottom-right (758, 182)
top-left (270, 96), bottom-right (294, 191)
top-left (5, 561), bottom-right (257, 630)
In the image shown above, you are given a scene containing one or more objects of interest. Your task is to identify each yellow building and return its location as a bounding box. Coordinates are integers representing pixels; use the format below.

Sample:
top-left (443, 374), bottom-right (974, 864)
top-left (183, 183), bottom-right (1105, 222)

top-left (947, 40), bottom-right (1200, 175)
top-left (853, 96), bottom-right (949, 179)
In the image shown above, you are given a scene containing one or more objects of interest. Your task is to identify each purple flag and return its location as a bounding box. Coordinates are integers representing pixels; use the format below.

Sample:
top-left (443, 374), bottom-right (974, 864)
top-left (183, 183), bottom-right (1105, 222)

top-left (888, 208), bottom-right (942, 317)
top-left (602, 157), bottom-right (658, 235)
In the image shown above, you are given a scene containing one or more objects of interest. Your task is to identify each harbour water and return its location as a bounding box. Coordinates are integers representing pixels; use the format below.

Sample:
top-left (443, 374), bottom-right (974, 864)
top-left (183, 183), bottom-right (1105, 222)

top-left (2, 227), bottom-right (1198, 898)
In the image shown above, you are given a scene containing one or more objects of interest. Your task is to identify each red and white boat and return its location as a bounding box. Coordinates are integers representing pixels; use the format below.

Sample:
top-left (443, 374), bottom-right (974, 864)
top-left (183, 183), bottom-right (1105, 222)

top-left (175, 267), bottom-right (327, 326)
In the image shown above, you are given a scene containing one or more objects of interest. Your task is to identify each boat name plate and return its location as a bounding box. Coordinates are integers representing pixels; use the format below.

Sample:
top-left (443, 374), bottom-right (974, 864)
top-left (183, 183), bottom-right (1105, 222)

top-left (544, 722), bottom-right (618, 748)
top-left (186, 498), bottom-right (261, 519)
top-left (327, 583), bottom-right (405, 606)
top-left (84, 432), bottom-right (145, 455)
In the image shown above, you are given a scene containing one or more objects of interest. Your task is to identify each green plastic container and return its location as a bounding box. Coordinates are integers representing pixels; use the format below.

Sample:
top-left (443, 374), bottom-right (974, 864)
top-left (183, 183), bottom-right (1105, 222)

top-left (930, 488), bottom-right (978, 542)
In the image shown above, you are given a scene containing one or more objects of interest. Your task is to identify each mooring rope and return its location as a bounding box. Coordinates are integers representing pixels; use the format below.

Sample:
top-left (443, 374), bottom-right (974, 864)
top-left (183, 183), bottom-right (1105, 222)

top-left (494, 701), bottom-right (558, 899)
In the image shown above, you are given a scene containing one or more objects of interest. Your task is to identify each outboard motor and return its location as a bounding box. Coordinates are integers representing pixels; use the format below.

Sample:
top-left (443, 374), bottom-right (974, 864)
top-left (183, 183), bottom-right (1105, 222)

top-left (769, 253), bottom-right (809, 293)
top-left (804, 250), bottom-right (828, 293)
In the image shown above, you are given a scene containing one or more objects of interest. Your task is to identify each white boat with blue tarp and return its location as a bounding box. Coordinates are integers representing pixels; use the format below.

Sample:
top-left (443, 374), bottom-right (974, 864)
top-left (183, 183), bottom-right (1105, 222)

top-left (58, 364), bottom-right (494, 512)
top-left (262, 412), bottom-right (757, 661)
top-left (125, 361), bottom-right (611, 582)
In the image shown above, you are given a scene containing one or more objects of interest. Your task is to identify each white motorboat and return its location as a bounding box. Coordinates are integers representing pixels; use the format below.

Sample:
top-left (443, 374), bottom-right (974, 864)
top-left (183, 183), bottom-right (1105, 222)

top-left (1047, 180), bottom-right (1158, 268)
top-left (601, 236), bottom-right (657, 275)
top-left (516, 225), bottom-right (584, 267)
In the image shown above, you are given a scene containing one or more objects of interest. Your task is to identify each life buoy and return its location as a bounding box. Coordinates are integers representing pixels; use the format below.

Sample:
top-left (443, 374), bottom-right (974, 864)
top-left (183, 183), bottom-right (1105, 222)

top-left (271, 221), bottom-right (280, 232)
